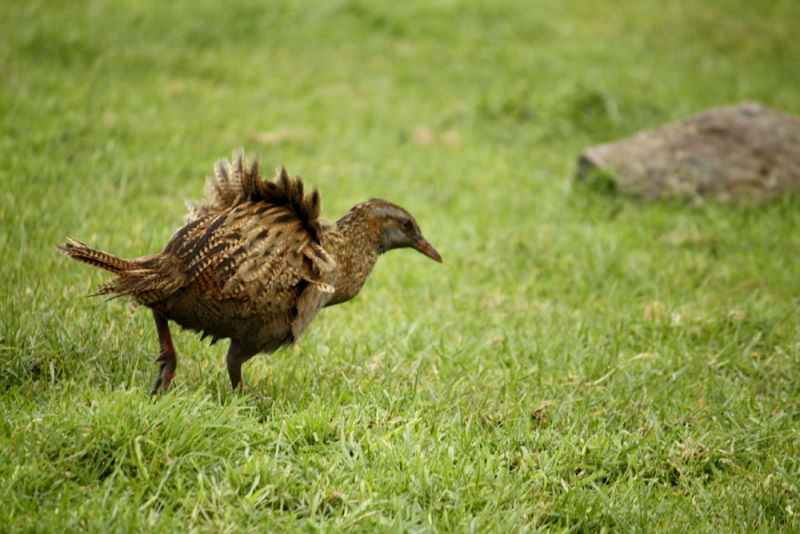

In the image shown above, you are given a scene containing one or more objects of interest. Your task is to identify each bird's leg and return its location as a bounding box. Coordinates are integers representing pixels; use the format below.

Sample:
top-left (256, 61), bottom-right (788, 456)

top-left (226, 341), bottom-right (257, 391)
top-left (226, 341), bottom-right (245, 390)
top-left (150, 310), bottom-right (177, 396)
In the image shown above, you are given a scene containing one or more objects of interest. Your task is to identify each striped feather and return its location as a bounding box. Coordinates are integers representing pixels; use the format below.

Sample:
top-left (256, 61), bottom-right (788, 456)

top-left (190, 149), bottom-right (324, 239)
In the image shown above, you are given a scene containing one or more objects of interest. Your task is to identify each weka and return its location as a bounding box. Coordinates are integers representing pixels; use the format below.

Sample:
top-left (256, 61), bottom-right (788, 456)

top-left (59, 150), bottom-right (442, 394)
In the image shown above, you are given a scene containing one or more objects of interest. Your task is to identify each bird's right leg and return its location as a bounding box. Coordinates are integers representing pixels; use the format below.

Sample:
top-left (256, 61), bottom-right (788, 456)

top-left (226, 341), bottom-right (257, 391)
top-left (150, 310), bottom-right (178, 396)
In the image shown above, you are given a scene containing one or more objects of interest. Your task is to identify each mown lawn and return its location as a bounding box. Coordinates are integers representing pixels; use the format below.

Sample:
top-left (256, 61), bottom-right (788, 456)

top-left (2, 0), bottom-right (799, 531)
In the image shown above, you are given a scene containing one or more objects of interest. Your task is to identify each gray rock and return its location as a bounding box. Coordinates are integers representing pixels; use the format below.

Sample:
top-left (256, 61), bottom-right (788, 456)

top-left (577, 102), bottom-right (800, 203)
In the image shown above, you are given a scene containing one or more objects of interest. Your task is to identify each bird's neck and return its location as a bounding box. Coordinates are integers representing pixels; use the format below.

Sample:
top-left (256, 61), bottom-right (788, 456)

top-left (322, 210), bottom-right (382, 306)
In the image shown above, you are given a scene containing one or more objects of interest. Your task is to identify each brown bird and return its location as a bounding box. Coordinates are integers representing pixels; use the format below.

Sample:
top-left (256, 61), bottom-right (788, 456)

top-left (59, 149), bottom-right (442, 394)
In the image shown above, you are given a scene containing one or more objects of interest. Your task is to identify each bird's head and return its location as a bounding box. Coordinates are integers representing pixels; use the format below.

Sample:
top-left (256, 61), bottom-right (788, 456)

top-left (352, 199), bottom-right (443, 263)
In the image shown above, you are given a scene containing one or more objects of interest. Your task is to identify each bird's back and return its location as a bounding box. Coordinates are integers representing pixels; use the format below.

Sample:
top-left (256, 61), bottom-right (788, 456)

top-left (148, 151), bottom-right (338, 352)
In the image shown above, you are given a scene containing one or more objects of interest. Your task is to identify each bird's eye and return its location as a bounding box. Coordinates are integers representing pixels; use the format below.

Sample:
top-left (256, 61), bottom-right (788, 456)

top-left (402, 220), bottom-right (414, 233)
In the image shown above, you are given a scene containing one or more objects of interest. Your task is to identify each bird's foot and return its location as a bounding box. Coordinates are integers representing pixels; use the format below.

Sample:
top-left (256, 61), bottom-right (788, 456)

top-left (149, 349), bottom-right (177, 396)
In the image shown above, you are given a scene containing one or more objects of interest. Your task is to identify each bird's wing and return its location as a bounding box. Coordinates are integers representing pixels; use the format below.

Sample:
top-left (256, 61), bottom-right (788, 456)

top-left (211, 201), bottom-right (336, 300)
top-left (162, 155), bottom-right (337, 315)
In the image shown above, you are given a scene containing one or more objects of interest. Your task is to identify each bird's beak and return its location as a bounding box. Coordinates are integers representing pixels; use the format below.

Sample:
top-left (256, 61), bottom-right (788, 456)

top-left (412, 238), bottom-right (443, 263)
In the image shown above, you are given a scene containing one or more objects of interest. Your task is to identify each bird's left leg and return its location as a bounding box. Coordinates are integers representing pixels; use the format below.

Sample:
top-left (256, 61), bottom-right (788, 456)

top-left (226, 340), bottom-right (258, 391)
top-left (150, 310), bottom-right (178, 395)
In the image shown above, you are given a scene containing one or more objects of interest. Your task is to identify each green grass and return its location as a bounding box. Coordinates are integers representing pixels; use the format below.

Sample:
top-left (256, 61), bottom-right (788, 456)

top-left (2, 0), bottom-right (800, 531)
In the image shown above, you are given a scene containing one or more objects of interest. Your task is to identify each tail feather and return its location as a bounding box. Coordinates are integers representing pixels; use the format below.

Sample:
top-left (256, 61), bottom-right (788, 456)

top-left (58, 238), bottom-right (185, 304)
top-left (57, 238), bottom-right (137, 275)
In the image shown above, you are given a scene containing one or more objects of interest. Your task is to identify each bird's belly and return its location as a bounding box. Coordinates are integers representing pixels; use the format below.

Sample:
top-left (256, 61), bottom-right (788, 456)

top-left (155, 289), bottom-right (295, 353)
